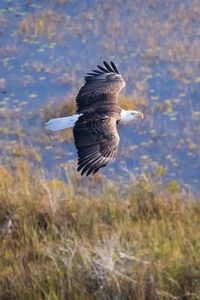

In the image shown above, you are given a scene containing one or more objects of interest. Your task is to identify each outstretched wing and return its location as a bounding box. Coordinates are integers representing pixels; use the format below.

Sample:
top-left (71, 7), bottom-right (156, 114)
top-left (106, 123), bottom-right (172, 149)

top-left (73, 114), bottom-right (120, 176)
top-left (76, 61), bottom-right (125, 113)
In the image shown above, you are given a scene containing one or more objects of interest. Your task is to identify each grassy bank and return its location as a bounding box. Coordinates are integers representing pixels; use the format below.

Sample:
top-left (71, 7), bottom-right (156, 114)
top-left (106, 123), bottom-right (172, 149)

top-left (0, 159), bottom-right (200, 300)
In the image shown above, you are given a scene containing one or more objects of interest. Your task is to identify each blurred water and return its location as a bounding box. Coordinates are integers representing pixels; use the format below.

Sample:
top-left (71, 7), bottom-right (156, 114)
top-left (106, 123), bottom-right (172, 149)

top-left (0, 0), bottom-right (200, 193)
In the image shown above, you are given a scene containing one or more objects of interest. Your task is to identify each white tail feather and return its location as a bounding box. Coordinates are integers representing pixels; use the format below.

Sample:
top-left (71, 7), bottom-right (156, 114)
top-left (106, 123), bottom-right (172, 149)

top-left (45, 114), bottom-right (82, 131)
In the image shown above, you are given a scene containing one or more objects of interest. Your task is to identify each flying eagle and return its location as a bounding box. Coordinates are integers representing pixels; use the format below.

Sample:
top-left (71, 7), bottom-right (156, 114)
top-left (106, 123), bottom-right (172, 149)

top-left (45, 61), bottom-right (143, 176)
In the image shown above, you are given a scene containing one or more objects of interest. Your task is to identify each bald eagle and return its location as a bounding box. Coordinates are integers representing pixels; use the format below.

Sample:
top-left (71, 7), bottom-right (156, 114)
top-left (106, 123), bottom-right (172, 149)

top-left (45, 61), bottom-right (143, 176)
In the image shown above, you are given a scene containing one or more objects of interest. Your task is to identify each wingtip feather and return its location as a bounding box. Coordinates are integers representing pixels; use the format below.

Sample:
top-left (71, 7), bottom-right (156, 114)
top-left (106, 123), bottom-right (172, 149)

top-left (103, 61), bottom-right (114, 72)
top-left (111, 61), bottom-right (119, 74)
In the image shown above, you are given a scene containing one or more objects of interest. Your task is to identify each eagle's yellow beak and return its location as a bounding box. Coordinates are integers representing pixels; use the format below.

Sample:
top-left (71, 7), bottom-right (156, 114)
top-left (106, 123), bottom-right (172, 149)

top-left (137, 112), bottom-right (144, 120)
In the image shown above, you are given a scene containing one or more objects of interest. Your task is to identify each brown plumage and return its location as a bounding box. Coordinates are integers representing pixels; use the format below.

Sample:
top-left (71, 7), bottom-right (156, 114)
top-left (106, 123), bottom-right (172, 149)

top-left (45, 61), bottom-right (143, 176)
top-left (73, 61), bottom-right (125, 175)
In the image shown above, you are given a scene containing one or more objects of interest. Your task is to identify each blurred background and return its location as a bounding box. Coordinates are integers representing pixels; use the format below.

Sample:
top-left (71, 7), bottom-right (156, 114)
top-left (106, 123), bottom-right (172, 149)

top-left (1, 2), bottom-right (200, 299)
top-left (1, 0), bottom-right (200, 193)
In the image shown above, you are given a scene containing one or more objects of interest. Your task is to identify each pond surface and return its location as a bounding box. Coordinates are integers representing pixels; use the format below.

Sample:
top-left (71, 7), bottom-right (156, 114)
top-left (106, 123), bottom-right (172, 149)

top-left (0, 0), bottom-right (200, 193)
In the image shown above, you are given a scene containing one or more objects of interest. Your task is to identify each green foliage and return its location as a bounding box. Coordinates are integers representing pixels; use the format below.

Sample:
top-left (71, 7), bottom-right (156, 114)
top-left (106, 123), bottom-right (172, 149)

top-left (0, 160), bottom-right (200, 300)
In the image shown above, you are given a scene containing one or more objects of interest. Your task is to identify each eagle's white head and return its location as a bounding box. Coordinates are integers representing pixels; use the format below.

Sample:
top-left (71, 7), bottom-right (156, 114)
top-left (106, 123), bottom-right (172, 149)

top-left (120, 109), bottom-right (144, 123)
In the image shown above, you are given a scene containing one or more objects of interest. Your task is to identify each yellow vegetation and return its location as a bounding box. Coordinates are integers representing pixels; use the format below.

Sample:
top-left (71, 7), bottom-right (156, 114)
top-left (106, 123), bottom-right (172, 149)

top-left (0, 157), bottom-right (200, 300)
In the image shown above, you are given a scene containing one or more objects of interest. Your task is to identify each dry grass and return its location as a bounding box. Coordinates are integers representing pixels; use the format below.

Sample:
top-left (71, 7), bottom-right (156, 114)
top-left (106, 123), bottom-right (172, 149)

top-left (1, 1), bottom-right (200, 298)
top-left (0, 156), bottom-right (200, 300)
top-left (17, 10), bottom-right (71, 41)
top-left (16, 1), bottom-right (200, 79)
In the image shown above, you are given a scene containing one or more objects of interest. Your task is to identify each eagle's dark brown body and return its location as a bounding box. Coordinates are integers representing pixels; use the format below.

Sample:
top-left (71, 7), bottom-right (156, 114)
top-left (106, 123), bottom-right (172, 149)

top-left (73, 62), bottom-right (125, 175)
top-left (45, 61), bottom-right (143, 176)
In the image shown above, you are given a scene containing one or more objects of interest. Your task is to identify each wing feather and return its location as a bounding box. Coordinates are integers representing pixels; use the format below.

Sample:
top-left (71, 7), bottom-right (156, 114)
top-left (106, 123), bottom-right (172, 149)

top-left (92, 69), bottom-right (102, 74)
top-left (111, 61), bottom-right (120, 74)
top-left (76, 61), bottom-right (125, 113)
top-left (73, 115), bottom-right (120, 176)
top-left (97, 65), bottom-right (109, 73)
top-left (103, 60), bottom-right (114, 72)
